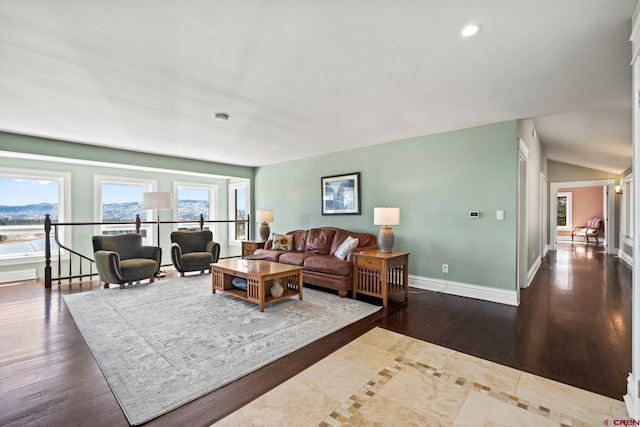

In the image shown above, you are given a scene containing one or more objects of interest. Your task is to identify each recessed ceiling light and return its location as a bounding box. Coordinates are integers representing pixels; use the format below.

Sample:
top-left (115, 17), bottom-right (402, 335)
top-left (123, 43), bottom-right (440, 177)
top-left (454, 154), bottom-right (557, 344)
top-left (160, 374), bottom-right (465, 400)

top-left (214, 112), bottom-right (230, 121)
top-left (461, 24), bottom-right (481, 37)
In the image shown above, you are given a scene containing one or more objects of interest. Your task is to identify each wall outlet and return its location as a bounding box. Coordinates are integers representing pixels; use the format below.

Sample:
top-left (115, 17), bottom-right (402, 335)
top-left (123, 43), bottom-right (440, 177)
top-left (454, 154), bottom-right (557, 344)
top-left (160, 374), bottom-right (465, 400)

top-left (442, 264), bottom-right (449, 273)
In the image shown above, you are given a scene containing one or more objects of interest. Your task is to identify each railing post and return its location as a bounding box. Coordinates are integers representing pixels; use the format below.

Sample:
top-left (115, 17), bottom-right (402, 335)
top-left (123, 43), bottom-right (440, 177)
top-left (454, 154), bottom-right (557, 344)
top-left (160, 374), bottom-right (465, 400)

top-left (44, 214), bottom-right (52, 289)
top-left (199, 214), bottom-right (204, 230)
top-left (135, 214), bottom-right (141, 233)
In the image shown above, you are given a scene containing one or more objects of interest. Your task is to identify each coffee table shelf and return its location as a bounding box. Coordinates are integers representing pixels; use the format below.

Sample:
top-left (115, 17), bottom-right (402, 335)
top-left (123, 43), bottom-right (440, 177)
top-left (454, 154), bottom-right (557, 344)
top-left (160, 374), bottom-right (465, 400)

top-left (211, 259), bottom-right (303, 312)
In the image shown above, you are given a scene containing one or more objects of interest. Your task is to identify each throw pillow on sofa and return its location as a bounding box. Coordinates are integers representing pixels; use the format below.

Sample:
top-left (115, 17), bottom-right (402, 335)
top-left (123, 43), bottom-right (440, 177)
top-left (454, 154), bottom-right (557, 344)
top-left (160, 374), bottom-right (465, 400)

top-left (335, 236), bottom-right (359, 260)
top-left (272, 233), bottom-right (293, 250)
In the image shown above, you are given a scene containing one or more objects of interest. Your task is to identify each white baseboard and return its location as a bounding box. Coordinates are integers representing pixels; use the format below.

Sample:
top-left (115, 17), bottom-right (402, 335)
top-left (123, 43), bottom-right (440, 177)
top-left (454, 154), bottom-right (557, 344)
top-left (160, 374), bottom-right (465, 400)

top-left (625, 373), bottom-right (638, 419)
top-left (557, 236), bottom-right (572, 241)
top-left (543, 245), bottom-right (549, 257)
top-left (408, 274), bottom-right (518, 306)
top-left (0, 269), bottom-right (37, 283)
top-left (525, 256), bottom-right (541, 288)
top-left (619, 249), bottom-right (633, 267)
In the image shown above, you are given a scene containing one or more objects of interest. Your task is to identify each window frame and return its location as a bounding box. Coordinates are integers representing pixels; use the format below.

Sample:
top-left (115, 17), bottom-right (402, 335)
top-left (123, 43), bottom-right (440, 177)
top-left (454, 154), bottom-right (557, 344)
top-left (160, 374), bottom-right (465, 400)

top-left (556, 191), bottom-right (572, 231)
top-left (228, 181), bottom-right (250, 246)
top-left (0, 167), bottom-right (71, 265)
top-left (173, 181), bottom-right (218, 236)
top-left (93, 175), bottom-right (155, 242)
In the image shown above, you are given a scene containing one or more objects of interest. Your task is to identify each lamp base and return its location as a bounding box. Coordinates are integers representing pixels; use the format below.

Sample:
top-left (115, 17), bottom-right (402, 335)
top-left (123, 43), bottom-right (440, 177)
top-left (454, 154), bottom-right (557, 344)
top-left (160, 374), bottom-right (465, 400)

top-left (378, 225), bottom-right (395, 253)
top-left (259, 223), bottom-right (271, 241)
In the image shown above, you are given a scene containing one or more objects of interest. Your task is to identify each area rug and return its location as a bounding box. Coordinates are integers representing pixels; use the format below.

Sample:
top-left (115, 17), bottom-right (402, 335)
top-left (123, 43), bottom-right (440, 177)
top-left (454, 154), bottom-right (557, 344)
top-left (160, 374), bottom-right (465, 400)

top-left (62, 274), bottom-right (380, 425)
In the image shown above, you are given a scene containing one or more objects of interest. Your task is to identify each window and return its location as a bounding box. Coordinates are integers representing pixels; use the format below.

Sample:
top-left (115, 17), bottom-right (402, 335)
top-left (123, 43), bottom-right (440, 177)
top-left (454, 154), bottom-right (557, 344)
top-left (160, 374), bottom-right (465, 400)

top-left (621, 174), bottom-right (633, 244)
top-left (0, 168), bottom-right (70, 263)
top-left (556, 192), bottom-right (572, 231)
top-left (94, 176), bottom-right (154, 242)
top-left (228, 181), bottom-right (249, 244)
top-left (174, 182), bottom-right (217, 232)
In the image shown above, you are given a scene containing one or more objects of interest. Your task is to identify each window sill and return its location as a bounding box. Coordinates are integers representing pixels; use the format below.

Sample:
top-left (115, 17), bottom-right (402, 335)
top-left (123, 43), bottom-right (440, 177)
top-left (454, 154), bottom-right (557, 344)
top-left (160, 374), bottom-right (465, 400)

top-left (0, 254), bottom-right (69, 267)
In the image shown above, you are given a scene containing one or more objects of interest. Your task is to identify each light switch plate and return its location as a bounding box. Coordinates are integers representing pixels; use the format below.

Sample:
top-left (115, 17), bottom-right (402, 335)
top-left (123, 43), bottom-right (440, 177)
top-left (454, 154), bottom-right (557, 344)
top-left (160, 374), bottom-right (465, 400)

top-left (496, 210), bottom-right (504, 220)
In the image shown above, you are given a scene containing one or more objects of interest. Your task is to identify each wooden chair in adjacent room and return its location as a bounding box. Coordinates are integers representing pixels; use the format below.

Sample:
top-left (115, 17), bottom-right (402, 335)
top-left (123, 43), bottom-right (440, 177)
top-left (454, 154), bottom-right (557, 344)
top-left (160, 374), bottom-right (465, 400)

top-left (571, 217), bottom-right (603, 244)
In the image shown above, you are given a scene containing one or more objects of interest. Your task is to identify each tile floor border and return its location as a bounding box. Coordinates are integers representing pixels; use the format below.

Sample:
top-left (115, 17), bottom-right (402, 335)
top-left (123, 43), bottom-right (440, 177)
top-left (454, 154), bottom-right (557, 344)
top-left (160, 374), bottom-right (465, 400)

top-left (318, 354), bottom-right (587, 427)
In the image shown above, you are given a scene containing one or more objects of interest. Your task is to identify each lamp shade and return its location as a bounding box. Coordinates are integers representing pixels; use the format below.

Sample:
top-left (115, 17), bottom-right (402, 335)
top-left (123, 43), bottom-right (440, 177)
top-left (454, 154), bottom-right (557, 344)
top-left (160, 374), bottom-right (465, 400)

top-left (374, 207), bottom-right (400, 226)
top-left (256, 209), bottom-right (274, 223)
top-left (143, 192), bottom-right (172, 210)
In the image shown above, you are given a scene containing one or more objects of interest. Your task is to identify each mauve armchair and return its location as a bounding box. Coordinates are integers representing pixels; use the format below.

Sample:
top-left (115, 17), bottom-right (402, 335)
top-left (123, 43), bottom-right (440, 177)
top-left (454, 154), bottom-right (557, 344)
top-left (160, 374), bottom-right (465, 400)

top-left (571, 217), bottom-right (603, 244)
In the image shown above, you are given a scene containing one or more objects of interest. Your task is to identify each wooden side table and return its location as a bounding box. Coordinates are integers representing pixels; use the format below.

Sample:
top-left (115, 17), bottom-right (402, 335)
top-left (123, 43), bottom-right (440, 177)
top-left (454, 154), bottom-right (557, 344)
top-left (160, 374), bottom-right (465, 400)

top-left (352, 251), bottom-right (410, 306)
top-left (241, 240), bottom-right (266, 257)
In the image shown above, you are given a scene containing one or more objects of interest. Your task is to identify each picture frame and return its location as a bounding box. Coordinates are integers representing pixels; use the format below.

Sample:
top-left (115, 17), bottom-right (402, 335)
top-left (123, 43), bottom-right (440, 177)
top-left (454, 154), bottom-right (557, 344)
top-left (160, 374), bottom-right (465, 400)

top-left (321, 172), bottom-right (361, 215)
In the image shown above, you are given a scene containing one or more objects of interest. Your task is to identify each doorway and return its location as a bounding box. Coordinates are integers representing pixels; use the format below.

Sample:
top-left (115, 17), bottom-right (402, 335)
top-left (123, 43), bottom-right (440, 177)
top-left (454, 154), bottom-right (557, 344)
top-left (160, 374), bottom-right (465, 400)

top-left (548, 179), bottom-right (615, 253)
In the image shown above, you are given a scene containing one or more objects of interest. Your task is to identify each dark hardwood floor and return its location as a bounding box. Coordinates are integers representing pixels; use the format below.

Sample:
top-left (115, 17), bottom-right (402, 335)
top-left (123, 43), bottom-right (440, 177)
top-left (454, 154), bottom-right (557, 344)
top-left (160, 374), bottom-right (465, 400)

top-left (0, 242), bottom-right (631, 426)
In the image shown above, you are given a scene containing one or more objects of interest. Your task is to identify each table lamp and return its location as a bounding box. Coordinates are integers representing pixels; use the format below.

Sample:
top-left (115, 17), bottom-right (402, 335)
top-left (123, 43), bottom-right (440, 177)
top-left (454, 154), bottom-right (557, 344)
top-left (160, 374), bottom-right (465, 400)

top-left (256, 209), bottom-right (274, 241)
top-left (374, 207), bottom-right (400, 253)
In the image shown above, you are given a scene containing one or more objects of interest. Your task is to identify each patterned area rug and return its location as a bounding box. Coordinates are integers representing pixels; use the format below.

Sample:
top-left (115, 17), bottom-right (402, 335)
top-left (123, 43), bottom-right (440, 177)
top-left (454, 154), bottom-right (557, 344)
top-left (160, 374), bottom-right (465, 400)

top-left (63, 274), bottom-right (380, 425)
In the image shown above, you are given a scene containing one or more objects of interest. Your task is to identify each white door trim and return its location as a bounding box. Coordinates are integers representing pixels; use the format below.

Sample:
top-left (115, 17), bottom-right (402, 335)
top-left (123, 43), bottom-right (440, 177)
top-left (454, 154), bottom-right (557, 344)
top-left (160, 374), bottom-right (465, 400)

top-left (517, 139), bottom-right (528, 299)
top-left (548, 179), bottom-right (615, 251)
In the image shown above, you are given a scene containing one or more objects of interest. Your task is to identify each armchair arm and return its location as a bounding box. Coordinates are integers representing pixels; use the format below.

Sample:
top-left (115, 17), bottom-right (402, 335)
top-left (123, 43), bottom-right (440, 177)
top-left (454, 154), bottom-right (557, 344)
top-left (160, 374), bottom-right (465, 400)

top-left (170, 243), bottom-right (184, 272)
top-left (206, 241), bottom-right (221, 263)
top-left (94, 250), bottom-right (124, 283)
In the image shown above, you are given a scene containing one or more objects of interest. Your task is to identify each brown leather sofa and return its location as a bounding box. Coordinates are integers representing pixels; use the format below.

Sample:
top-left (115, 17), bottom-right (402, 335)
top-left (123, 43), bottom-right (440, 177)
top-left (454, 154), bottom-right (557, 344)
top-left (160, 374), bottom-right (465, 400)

top-left (253, 227), bottom-right (378, 297)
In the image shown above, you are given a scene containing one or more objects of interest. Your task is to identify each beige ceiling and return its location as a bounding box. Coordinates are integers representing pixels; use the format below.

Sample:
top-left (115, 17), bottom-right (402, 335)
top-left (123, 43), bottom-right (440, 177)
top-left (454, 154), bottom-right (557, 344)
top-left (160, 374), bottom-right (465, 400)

top-left (0, 1), bottom-right (635, 172)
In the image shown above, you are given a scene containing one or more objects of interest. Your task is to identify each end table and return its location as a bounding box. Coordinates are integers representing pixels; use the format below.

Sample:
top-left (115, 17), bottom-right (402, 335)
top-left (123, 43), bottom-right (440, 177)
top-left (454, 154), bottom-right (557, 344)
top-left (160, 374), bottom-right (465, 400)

top-left (241, 240), bottom-right (266, 257)
top-left (352, 250), bottom-right (410, 306)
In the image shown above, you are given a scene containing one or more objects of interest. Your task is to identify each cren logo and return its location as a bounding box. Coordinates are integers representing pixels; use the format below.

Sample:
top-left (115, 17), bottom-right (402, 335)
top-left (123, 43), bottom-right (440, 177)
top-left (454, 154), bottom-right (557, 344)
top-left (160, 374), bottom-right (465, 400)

top-left (610, 419), bottom-right (640, 425)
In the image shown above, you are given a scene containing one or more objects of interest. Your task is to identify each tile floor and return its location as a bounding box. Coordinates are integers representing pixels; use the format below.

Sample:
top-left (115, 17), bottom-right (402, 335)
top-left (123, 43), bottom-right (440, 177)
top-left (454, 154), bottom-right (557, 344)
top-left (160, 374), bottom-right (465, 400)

top-left (213, 327), bottom-right (630, 426)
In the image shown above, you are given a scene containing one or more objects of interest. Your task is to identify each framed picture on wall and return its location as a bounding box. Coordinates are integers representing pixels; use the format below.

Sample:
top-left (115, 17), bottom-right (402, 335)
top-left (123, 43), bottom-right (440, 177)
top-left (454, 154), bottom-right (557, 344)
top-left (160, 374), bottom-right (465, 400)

top-left (321, 172), bottom-right (361, 215)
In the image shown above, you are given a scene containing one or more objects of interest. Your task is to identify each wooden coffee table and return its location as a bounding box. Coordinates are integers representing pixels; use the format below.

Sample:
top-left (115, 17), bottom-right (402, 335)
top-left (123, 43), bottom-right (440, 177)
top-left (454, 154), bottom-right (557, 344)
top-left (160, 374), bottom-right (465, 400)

top-left (211, 259), bottom-right (303, 312)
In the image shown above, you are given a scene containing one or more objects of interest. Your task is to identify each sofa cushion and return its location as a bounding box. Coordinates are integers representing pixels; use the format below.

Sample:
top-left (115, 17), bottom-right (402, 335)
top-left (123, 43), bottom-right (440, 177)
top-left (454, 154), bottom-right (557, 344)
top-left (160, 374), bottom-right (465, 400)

top-left (252, 249), bottom-right (283, 261)
top-left (288, 230), bottom-right (308, 252)
top-left (278, 252), bottom-right (313, 266)
top-left (331, 229), bottom-right (378, 255)
top-left (303, 255), bottom-right (352, 277)
top-left (335, 236), bottom-right (359, 260)
top-left (306, 228), bottom-right (336, 255)
top-left (272, 233), bottom-right (293, 250)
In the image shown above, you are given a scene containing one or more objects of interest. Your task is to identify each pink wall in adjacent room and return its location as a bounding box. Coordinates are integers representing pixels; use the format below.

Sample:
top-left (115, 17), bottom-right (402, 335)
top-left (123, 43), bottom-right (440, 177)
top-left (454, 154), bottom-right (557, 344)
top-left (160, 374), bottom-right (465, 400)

top-left (557, 186), bottom-right (604, 237)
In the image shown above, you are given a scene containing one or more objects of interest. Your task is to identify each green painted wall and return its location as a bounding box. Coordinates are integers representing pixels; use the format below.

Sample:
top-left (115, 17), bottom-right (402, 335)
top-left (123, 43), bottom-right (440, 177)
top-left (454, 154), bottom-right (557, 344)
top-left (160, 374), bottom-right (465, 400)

top-left (255, 121), bottom-right (518, 291)
top-left (0, 131), bottom-right (254, 278)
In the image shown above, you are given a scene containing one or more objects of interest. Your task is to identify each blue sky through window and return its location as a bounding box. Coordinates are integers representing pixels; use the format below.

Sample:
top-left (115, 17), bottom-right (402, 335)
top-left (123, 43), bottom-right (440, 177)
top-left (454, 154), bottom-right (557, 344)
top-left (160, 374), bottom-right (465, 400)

top-left (178, 188), bottom-right (208, 201)
top-left (102, 183), bottom-right (146, 204)
top-left (1, 178), bottom-right (58, 205)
